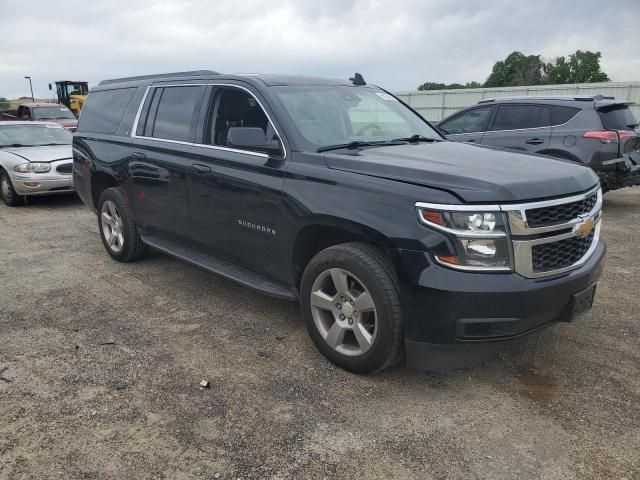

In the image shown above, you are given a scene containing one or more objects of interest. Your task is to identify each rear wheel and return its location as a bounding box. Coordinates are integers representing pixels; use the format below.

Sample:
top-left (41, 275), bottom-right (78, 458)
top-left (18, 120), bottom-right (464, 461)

top-left (97, 187), bottom-right (146, 262)
top-left (300, 242), bottom-right (403, 374)
top-left (0, 169), bottom-right (23, 207)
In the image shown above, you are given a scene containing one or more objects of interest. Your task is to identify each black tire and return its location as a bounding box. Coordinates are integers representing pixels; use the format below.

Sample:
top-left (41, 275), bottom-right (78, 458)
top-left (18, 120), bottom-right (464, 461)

top-left (300, 242), bottom-right (404, 374)
top-left (0, 169), bottom-right (24, 207)
top-left (97, 187), bottom-right (146, 262)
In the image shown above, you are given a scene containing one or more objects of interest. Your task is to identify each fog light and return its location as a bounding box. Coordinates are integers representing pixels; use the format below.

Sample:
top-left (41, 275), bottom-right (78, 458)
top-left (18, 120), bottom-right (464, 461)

top-left (23, 182), bottom-right (40, 188)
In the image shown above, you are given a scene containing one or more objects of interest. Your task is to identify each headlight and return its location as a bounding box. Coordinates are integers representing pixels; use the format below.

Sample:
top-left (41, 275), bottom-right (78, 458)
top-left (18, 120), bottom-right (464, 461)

top-left (417, 205), bottom-right (512, 271)
top-left (14, 163), bottom-right (51, 173)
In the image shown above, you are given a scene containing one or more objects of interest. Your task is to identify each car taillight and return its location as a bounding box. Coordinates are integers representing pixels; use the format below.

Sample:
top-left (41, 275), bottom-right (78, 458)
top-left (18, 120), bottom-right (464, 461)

top-left (584, 130), bottom-right (637, 143)
top-left (617, 130), bottom-right (637, 140)
top-left (583, 130), bottom-right (618, 143)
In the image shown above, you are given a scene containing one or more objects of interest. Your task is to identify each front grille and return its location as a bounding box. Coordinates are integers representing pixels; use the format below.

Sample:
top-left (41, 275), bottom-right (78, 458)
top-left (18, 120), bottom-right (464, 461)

top-left (526, 191), bottom-right (598, 228)
top-left (532, 231), bottom-right (595, 272)
top-left (56, 163), bottom-right (73, 174)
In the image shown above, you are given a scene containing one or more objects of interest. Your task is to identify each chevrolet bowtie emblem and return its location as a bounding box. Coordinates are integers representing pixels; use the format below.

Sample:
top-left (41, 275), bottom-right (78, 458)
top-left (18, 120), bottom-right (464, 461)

top-left (574, 217), bottom-right (595, 235)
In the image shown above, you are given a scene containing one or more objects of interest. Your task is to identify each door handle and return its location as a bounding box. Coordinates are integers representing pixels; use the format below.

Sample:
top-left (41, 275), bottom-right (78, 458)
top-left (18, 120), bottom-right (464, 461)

top-left (465, 139), bottom-right (478, 143)
top-left (525, 138), bottom-right (544, 145)
top-left (192, 163), bottom-right (211, 174)
top-left (131, 152), bottom-right (146, 160)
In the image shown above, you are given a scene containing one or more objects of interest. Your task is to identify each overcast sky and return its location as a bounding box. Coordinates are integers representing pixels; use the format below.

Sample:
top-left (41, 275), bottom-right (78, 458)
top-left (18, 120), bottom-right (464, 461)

top-left (1, 0), bottom-right (638, 99)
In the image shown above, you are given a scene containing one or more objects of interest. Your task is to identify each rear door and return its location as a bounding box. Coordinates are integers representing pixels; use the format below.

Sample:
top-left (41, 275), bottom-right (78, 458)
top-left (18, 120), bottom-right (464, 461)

top-left (128, 84), bottom-right (206, 243)
top-left (437, 105), bottom-right (493, 144)
top-left (482, 104), bottom-right (551, 153)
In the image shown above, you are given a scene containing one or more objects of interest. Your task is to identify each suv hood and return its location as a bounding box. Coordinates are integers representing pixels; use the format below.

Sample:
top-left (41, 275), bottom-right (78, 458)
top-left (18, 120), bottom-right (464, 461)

top-left (323, 142), bottom-right (599, 203)
top-left (2, 145), bottom-right (72, 163)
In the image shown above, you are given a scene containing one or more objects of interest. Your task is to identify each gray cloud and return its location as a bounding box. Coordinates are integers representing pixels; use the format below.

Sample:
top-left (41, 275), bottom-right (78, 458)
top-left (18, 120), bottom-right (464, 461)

top-left (0, 0), bottom-right (638, 99)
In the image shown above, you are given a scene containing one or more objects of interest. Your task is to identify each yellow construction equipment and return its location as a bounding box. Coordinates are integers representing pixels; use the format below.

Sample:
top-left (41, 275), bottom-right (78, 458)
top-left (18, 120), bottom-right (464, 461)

top-left (49, 81), bottom-right (89, 117)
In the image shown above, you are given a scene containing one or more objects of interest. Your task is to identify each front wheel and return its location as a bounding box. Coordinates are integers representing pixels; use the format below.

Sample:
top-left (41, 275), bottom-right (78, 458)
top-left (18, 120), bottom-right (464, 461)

top-left (0, 169), bottom-right (23, 207)
top-left (300, 242), bottom-right (404, 374)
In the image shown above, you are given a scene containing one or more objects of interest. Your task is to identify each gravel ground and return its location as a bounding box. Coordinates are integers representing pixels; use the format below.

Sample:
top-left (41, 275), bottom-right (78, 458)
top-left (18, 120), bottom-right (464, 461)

top-left (0, 189), bottom-right (639, 480)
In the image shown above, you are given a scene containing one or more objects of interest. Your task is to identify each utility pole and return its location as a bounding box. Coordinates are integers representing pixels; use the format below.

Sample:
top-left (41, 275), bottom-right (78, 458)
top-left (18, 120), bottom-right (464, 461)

top-left (24, 76), bottom-right (34, 101)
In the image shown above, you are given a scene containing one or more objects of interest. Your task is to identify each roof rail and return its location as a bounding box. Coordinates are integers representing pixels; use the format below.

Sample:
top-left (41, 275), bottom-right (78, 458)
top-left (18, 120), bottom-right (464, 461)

top-left (477, 94), bottom-right (616, 104)
top-left (98, 70), bottom-right (220, 85)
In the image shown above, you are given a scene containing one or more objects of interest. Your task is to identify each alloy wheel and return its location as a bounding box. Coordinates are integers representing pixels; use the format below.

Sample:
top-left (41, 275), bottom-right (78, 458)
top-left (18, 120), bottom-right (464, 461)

top-left (310, 268), bottom-right (378, 356)
top-left (101, 200), bottom-right (125, 253)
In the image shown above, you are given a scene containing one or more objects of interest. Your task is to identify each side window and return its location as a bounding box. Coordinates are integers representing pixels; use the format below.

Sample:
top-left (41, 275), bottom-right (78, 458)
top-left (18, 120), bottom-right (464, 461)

top-left (439, 107), bottom-right (492, 135)
top-left (550, 106), bottom-right (580, 126)
top-left (491, 105), bottom-right (545, 131)
top-left (149, 86), bottom-right (203, 142)
top-left (206, 87), bottom-right (280, 155)
top-left (78, 87), bottom-right (136, 134)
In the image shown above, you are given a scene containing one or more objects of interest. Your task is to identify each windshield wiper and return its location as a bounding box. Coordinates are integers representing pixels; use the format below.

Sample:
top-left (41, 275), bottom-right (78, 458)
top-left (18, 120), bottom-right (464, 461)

top-left (391, 134), bottom-right (441, 143)
top-left (317, 140), bottom-right (403, 153)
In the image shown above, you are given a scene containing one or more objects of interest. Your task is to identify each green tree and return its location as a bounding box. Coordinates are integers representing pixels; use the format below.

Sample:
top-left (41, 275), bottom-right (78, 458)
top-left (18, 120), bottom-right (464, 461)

top-left (417, 81), bottom-right (482, 91)
top-left (545, 50), bottom-right (610, 84)
top-left (0, 97), bottom-right (9, 111)
top-left (483, 51), bottom-right (545, 87)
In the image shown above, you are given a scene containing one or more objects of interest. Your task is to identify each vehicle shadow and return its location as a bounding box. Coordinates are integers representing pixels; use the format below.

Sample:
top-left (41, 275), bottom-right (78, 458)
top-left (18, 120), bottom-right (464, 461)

top-left (19, 193), bottom-right (82, 209)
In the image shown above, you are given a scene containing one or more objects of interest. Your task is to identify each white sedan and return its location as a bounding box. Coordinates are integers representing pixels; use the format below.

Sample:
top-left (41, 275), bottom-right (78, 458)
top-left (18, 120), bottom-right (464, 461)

top-left (0, 121), bottom-right (74, 206)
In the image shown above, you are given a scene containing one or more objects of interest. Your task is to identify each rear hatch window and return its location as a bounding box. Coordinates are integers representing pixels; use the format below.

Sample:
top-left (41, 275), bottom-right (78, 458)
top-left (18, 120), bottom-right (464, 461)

top-left (597, 104), bottom-right (639, 130)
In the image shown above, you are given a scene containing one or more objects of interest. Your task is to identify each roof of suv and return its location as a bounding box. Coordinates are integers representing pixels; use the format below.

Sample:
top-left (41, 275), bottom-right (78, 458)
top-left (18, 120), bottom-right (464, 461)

top-left (97, 71), bottom-right (355, 88)
top-left (476, 95), bottom-right (636, 109)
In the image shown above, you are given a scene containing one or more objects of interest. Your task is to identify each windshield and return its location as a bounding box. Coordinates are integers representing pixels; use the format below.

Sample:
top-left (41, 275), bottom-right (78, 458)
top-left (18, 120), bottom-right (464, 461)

top-left (272, 85), bottom-right (441, 150)
top-left (32, 106), bottom-right (76, 120)
top-left (0, 124), bottom-right (72, 147)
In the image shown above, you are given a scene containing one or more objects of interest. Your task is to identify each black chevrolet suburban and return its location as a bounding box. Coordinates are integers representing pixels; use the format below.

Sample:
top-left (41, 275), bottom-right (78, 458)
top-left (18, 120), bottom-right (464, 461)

top-left (73, 71), bottom-right (605, 373)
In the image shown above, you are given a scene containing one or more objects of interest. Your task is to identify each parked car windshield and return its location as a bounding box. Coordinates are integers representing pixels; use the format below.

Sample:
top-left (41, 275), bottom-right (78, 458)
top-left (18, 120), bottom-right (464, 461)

top-left (32, 106), bottom-right (76, 120)
top-left (273, 85), bottom-right (441, 150)
top-left (0, 124), bottom-right (72, 147)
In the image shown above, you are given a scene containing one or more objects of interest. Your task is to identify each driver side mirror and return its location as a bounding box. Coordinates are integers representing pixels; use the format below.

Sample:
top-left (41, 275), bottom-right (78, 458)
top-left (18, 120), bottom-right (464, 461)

top-left (48, 83), bottom-right (52, 91)
top-left (227, 127), bottom-right (283, 156)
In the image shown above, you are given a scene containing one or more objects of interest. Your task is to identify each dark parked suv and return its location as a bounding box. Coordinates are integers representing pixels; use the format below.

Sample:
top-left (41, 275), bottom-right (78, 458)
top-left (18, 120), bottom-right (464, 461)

top-left (73, 71), bottom-right (605, 373)
top-left (437, 96), bottom-right (640, 192)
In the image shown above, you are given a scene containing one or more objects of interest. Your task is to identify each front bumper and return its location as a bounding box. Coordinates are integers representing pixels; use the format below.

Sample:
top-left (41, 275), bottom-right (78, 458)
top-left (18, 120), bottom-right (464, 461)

top-left (10, 172), bottom-right (74, 196)
top-left (396, 240), bottom-right (606, 367)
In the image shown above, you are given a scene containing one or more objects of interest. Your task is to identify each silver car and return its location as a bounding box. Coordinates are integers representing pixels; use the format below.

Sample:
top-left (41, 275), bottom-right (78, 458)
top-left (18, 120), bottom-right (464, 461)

top-left (0, 121), bottom-right (74, 206)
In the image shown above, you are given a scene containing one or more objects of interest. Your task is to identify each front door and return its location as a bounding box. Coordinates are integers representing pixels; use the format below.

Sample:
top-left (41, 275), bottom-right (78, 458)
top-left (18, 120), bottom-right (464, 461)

top-left (188, 84), bottom-right (288, 279)
top-left (128, 84), bottom-right (206, 243)
top-left (438, 105), bottom-right (493, 144)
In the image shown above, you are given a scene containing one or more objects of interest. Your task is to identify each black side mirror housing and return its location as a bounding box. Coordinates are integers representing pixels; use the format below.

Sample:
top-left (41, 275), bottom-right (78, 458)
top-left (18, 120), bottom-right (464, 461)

top-left (227, 127), bottom-right (282, 156)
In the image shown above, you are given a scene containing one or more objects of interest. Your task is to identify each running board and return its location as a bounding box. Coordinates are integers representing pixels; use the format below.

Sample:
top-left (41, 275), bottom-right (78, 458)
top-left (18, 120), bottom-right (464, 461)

top-left (141, 235), bottom-right (297, 301)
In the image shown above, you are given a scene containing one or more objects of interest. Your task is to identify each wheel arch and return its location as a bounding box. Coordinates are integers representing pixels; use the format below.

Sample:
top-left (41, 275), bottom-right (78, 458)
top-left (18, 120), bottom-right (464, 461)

top-left (537, 148), bottom-right (583, 164)
top-left (290, 217), bottom-right (404, 288)
top-left (90, 171), bottom-right (119, 210)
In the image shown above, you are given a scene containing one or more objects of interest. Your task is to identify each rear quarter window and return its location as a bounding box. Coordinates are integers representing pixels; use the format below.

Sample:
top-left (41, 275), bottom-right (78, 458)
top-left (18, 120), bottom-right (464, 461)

top-left (78, 87), bottom-right (136, 134)
top-left (598, 105), bottom-right (639, 130)
top-left (550, 106), bottom-right (580, 126)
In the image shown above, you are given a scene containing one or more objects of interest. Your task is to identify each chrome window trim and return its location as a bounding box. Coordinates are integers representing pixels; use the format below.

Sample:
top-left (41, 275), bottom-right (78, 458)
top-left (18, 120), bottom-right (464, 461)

top-left (130, 83), bottom-right (286, 160)
top-left (444, 106), bottom-right (582, 136)
top-left (415, 185), bottom-right (602, 278)
top-left (483, 106), bottom-right (583, 134)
